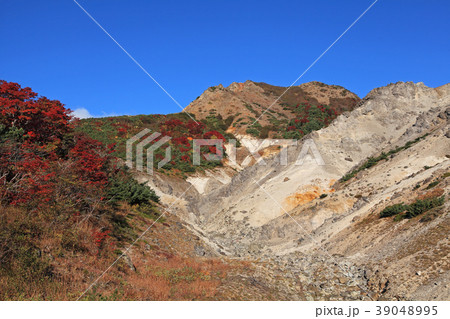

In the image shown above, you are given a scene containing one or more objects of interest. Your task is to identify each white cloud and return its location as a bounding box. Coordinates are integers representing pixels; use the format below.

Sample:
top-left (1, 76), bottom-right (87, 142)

top-left (71, 107), bottom-right (125, 119)
top-left (72, 107), bottom-right (93, 119)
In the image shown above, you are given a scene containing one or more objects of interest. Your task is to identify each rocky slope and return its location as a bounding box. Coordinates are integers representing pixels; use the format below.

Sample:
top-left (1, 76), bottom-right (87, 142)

top-left (141, 81), bottom-right (449, 300)
top-left (184, 80), bottom-right (360, 136)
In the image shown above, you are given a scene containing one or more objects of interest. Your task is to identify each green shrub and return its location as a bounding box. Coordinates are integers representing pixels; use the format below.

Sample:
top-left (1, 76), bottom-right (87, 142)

top-left (405, 196), bottom-right (445, 218)
top-left (393, 214), bottom-right (406, 222)
top-left (246, 128), bottom-right (260, 137)
top-left (282, 130), bottom-right (303, 139)
top-left (380, 196), bottom-right (446, 219)
top-left (426, 181), bottom-right (440, 189)
top-left (259, 126), bottom-right (272, 139)
top-left (380, 203), bottom-right (407, 218)
top-left (244, 103), bottom-right (259, 116)
top-left (107, 176), bottom-right (159, 206)
top-left (0, 125), bottom-right (25, 142)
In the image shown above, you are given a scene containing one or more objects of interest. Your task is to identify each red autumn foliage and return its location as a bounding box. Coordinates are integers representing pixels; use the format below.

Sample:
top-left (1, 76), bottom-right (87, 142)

top-left (0, 136), bottom-right (57, 206)
top-left (0, 80), bottom-right (73, 144)
top-left (93, 229), bottom-right (112, 248)
top-left (69, 134), bottom-right (112, 187)
top-left (186, 120), bottom-right (205, 136)
top-left (203, 130), bottom-right (225, 141)
top-left (0, 80), bottom-right (116, 209)
top-left (287, 126), bottom-right (296, 131)
top-left (172, 136), bottom-right (190, 147)
top-left (162, 119), bottom-right (184, 130)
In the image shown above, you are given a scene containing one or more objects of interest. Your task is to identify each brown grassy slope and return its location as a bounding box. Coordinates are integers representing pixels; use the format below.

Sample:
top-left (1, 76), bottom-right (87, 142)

top-left (254, 81), bottom-right (359, 113)
top-left (0, 203), bottom-right (230, 300)
top-left (0, 201), bottom-right (310, 300)
top-left (183, 80), bottom-right (360, 135)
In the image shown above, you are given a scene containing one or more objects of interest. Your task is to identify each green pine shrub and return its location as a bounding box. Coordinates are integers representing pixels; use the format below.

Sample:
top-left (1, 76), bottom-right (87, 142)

top-left (405, 196), bottom-right (445, 218)
top-left (380, 196), bottom-right (445, 219)
top-left (107, 176), bottom-right (159, 206)
top-left (246, 128), bottom-right (260, 137)
top-left (380, 203), bottom-right (407, 218)
top-left (426, 181), bottom-right (440, 189)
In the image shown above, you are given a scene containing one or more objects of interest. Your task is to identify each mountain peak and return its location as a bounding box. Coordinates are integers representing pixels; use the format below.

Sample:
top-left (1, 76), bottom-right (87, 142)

top-left (184, 81), bottom-right (360, 137)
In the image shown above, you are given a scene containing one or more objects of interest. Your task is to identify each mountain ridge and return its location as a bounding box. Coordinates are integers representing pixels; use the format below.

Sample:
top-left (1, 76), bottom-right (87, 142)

top-left (144, 81), bottom-right (450, 300)
top-left (183, 80), bottom-right (360, 137)
top-left (1, 79), bottom-right (447, 300)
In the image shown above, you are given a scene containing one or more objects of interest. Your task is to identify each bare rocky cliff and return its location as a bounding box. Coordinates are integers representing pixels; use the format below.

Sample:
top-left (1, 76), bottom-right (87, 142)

top-left (141, 81), bottom-right (449, 300)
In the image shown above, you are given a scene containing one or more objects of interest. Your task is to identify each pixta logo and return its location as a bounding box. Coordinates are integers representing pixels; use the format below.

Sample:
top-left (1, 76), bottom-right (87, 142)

top-left (127, 129), bottom-right (325, 175)
top-left (126, 129), bottom-right (172, 175)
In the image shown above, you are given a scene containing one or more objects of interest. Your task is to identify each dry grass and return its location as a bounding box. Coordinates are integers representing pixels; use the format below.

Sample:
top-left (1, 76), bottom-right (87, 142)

top-left (0, 204), bottom-right (232, 301)
top-left (120, 256), bottom-right (229, 300)
top-left (417, 188), bottom-right (445, 200)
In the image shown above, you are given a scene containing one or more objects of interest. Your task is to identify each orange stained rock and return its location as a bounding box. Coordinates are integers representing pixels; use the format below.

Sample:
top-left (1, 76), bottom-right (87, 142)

top-left (283, 186), bottom-right (322, 211)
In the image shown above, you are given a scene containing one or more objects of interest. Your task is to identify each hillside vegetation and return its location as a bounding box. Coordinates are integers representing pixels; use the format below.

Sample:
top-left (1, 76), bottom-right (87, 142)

top-left (0, 80), bottom-right (233, 300)
top-left (76, 113), bottom-right (238, 177)
top-left (1, 79), bottom-right (448, 301)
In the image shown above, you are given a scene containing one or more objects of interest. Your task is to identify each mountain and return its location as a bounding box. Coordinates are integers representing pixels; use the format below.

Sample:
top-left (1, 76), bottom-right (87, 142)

top-left (1, 79), bottom-right (448, 300)
top-left (184, 80), bottom-right (360, 137)
top-left (144, 81), bottom-right (450, 300)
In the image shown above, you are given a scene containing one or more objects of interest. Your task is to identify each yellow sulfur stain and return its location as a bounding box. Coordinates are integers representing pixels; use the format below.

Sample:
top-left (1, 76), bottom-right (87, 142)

top-left (283, 186), bottom-right (323, 211)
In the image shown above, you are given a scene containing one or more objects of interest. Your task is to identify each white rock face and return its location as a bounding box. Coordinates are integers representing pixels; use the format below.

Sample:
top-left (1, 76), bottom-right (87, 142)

top-left (143, 82), bottom-right (450, 300)
top-left (188, 82), bottom-right (448, 231)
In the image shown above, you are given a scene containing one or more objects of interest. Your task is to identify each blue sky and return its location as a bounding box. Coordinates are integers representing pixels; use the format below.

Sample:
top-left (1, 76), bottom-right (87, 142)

top-left (1, 0), bottom-right (449, 118)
